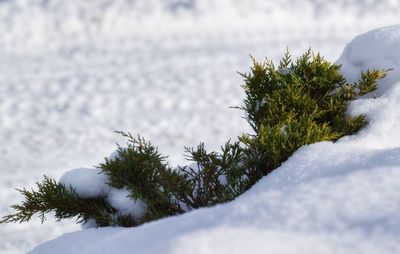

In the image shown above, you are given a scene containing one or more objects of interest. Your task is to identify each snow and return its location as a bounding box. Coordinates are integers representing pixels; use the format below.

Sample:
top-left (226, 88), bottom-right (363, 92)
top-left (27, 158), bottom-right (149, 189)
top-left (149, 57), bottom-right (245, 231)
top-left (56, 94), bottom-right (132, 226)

top-left (1, 0), bottom-right (400, 253)
top-left (337, 25), bottom-right (400, 95)
top-left (59, 168), bottom-right (110, 199)
top-left (106, 188), bottom-right (147, 223)
top-left (60, 168), bottom-right (148, 224)
top-left (108, 150), bottom-right (121, 162)
top-left (26, 25), bottom-right (400, 254)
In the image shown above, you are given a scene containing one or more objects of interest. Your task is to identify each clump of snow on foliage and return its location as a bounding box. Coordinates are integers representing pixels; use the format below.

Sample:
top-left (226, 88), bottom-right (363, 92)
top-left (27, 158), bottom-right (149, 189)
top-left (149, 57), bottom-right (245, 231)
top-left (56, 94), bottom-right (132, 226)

top-left (59, 168), bottom-right (111, 199)
top-left (106, 188), bottom-right (147, 222)
top-left (108, 150), bottom-right (121, 162)
top-left (60, 167), bottom-right (148, 225)
top-left (108, 147), bottom-right (127, 162)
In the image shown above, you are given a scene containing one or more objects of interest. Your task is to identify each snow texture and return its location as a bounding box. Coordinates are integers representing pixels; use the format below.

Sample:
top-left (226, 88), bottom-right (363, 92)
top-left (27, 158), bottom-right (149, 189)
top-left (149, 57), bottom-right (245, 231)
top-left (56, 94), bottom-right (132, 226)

top-left (1, 0), bottom-right (400, 253)
top-left (28, 25), bottom-right (400, 254)
top-left (337, 25), bottom-right (400, 95)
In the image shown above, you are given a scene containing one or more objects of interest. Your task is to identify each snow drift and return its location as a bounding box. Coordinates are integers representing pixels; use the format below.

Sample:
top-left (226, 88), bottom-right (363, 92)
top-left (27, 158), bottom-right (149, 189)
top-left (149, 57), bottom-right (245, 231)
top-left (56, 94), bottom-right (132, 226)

top-left (29, 26), bottom-right (400, 254)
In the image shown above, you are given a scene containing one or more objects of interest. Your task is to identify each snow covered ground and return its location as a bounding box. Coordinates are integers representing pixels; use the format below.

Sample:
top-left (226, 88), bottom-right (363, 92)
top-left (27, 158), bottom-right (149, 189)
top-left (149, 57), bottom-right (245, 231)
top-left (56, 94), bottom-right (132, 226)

top-left (0, 1), bottom-right (400, 253)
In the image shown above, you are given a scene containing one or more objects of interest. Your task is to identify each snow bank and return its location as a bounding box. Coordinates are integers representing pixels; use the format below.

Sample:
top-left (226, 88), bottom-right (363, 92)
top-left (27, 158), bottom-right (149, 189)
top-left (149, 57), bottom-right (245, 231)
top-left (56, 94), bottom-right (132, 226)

top-left (29, 26), bottom-right (400, 254)
top-left (337, 25), bottom-right (400, 95)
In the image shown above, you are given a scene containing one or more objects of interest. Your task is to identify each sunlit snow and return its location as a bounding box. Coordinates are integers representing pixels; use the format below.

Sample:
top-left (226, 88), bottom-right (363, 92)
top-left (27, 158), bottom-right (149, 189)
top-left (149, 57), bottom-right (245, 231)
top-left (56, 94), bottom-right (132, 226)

top-left (1, 1), bottom-right (400, 253)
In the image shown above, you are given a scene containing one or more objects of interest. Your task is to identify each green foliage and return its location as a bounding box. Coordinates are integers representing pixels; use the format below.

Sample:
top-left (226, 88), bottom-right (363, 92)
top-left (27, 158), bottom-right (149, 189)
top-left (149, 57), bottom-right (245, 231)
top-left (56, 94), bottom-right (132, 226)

top-left (99, 132), bottom-right (187, 224)
top-left (1, 49), bottom-right (387, 228)
top-left (240, 49), bottom-right (387, 177)
top-left (0, 176), bottom-right (118, 227)
top-left (176, 141), bottom-right (247, 208)
top-left (98, 135), bottom-right (248, 224)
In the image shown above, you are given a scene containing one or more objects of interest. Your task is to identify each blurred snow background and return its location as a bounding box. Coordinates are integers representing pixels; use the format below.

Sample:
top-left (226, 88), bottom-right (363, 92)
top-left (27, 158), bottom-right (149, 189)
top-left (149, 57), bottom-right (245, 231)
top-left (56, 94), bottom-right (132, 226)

top-left (0, 0), bottom-right (399, 253)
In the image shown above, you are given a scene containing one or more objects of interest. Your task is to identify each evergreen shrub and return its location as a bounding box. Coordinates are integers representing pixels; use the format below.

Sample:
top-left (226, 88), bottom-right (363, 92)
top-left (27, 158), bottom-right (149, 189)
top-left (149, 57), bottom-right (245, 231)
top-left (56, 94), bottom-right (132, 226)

top-left (1, 49), bottom-right (387, 227)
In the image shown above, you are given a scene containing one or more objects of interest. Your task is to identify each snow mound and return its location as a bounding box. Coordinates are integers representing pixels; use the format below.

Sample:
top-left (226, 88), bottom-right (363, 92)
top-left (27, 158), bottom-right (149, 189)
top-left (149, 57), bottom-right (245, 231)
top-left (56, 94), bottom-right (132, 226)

top-left (337, 25), bottom-right (400, 95)
top-left (29, 26), bottom-right (400, 254)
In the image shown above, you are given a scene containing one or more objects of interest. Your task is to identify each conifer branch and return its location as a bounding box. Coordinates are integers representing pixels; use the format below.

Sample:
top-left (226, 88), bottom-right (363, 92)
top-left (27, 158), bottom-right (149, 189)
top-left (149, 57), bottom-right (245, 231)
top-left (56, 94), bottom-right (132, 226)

top-left (1, 49), bottom-right (388, 228)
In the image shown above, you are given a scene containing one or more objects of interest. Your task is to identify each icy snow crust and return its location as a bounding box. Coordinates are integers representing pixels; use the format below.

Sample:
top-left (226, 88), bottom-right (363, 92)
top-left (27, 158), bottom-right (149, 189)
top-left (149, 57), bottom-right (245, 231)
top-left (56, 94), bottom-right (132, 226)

top-left (1, 0), bottom-right (400, 253)
top-left (29, 26), bottom-right (400, 254)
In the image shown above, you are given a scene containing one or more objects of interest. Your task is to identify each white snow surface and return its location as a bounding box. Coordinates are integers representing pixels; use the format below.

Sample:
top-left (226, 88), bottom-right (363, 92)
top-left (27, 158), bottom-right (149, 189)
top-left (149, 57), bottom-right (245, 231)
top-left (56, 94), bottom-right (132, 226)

top-left (1, 0), bottom-right (400, 253)
top-left (337, 25), bottom-right (400, 95)
top-left (28, 25), bottom-right (400, 254)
